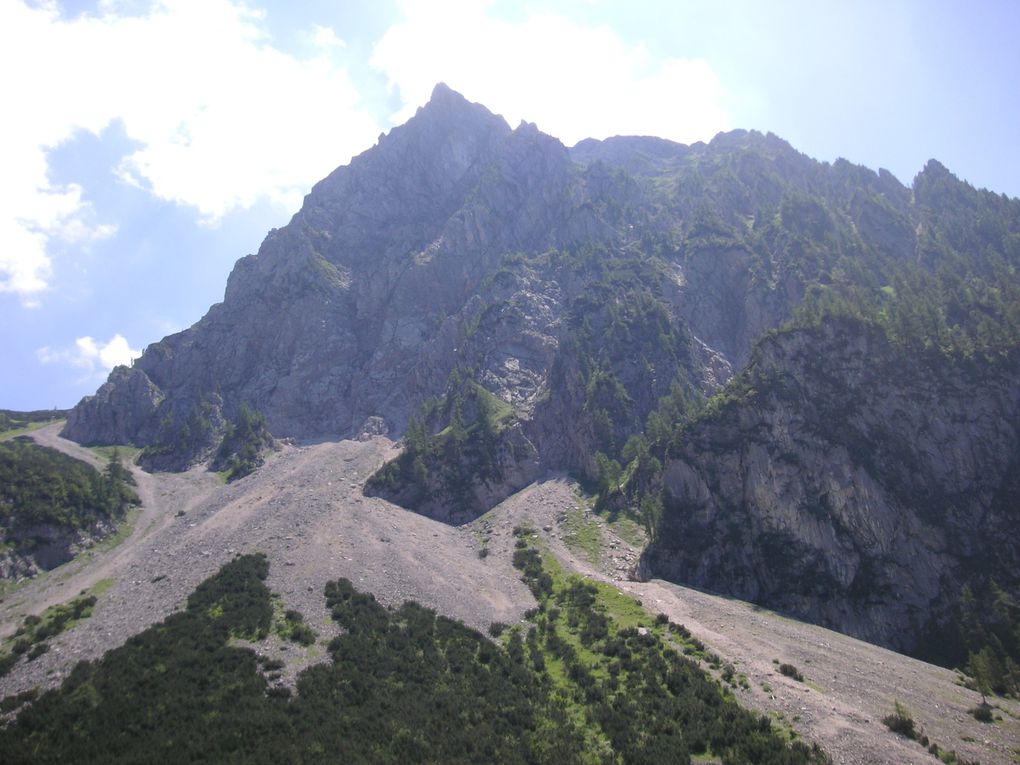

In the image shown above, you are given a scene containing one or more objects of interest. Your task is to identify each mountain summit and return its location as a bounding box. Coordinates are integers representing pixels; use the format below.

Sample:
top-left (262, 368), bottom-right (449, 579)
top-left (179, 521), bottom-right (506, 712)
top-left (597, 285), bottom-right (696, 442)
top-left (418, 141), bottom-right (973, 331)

top-left (63, 86), bottom-right (1020, 661)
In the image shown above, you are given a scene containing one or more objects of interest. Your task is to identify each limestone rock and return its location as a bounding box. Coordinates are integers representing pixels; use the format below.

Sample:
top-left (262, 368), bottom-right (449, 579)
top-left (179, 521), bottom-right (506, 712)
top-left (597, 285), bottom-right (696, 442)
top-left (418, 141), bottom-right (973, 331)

top-left (643, 319), bottom-right (1020, 652)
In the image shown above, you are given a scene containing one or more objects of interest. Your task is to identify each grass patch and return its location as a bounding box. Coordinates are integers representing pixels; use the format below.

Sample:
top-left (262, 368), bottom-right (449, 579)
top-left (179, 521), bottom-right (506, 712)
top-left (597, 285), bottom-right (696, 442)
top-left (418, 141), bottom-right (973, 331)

top-left (604, 513), bottom-right (646, 547)
top-left (0, 420), bottom-right (56, 440)
top-left (587, 579), bottom-right (648, 631)
top-left (89, 444), bottom-right (143, 464)
top-left (89, 506), bottom-right (142, 555)
top-left (88, 577), bottom-right (116, 597)
top-left (470, 382), bottom-right (513, 431)
top-left (272, 605), bottom-right (317, 646)
top-left (34, 594), bottom-right (97, 634)
top-left (558, 505), bottom-right (603, 564)
top-left (767, 710), bottom-right (799, 744)
top-left (0, 591), bottom-right (100, 678)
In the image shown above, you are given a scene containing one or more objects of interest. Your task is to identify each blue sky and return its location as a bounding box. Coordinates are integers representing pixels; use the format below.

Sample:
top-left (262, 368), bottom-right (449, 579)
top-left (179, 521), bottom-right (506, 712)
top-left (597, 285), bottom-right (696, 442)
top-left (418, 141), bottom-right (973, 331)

top-left (2, 0), bottom-right (1019, 411)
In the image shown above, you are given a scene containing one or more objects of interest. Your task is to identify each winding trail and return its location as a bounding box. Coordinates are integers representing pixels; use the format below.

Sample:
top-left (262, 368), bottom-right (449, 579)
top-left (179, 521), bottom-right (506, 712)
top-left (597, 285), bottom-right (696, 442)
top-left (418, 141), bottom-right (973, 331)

top-left (1, 423), bottom-right (222, 626)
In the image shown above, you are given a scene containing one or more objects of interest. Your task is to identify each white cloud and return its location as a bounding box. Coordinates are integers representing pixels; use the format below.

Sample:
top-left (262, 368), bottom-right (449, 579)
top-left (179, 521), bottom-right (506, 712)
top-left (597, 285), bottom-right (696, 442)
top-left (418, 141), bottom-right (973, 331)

top-left (371, 1), bottom-right (730, 147)
top-left (0, 0), bottom-right (380, 300)
top-left (37, 333), bottom-right (141, 382)
top-left (311, 24), bottom-right (346, 50)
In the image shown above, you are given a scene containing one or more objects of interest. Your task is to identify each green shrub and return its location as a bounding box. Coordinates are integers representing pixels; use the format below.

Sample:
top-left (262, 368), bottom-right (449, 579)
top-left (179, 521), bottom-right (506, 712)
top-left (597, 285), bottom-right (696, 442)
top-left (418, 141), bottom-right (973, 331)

top-left (212, 404), bottom-right (275, 481)
top-left (882, 700), bottom-right (918, 740)
top-left (969, 704), bottom-right (993, 723)
top-left (289, 623), bottom-right (316, 647)
top-left (778, 662), bottom-right (804, 682)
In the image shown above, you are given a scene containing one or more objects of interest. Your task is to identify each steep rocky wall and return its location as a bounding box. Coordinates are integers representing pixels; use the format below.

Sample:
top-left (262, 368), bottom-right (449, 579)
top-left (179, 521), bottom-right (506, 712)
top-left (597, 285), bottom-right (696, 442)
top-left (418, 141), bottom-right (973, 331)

top-left (62, 86), bottom-right (620, 449)
top-left (642, 319), bottom-right (1020, 652)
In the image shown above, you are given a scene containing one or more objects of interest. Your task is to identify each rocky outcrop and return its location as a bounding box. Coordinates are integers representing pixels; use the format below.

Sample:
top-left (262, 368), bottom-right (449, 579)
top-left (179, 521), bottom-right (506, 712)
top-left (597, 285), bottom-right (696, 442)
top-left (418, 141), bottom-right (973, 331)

top-left (368, 421), bottom-right (542, 526)
top-left (641, 319), bottom-right (1020, 652)
top-left (63, 365), bottom-right (163, 446)
top-left (0, 518), bottom-right (118, 581)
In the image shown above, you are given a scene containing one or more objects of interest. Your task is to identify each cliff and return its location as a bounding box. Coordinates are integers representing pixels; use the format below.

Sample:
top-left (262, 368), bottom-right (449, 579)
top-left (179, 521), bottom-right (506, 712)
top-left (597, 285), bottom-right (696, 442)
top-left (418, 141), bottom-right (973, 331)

top-left (642, 319), bottom-right (1020, 652)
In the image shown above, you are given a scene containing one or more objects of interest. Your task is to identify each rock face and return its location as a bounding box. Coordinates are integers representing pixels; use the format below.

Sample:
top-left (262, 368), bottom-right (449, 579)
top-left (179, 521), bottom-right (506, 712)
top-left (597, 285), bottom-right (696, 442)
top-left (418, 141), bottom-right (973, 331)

top-left (0, 519), bottom-right (117, 581)
top-left (642, 319), bottom-right (1020, 652)
top-left (65, 85), bottom-right (926, 456)
top-left (64, 366), bottom-right (164, 446)
top-left (65, 85), bottom-right (604, 445)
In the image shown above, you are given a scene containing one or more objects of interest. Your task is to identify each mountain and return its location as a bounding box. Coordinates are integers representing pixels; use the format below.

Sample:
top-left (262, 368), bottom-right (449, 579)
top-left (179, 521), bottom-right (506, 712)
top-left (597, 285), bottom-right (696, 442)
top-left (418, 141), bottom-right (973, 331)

top-left (61, 85), bottom-right (1020, 664)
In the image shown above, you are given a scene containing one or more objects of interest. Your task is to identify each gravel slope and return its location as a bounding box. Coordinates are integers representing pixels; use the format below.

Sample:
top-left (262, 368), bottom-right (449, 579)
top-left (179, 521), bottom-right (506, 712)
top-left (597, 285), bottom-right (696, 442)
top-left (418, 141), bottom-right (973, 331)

top-left (1, 426), bottom-right (1017, 764)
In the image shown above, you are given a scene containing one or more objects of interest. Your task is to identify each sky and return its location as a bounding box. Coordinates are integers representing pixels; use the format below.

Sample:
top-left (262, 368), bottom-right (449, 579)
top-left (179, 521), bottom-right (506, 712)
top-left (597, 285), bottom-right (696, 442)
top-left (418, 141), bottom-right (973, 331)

top-left (2, 0), bottom-right (1019, 411)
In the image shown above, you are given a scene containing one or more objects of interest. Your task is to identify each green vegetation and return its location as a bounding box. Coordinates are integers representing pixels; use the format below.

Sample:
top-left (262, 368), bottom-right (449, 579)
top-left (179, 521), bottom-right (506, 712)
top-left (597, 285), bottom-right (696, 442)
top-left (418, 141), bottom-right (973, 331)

top-left (89, 577), bottom-right (116, 596)
top-left (0, 554), bottom-right (275, 761)
top-left (274, 608), bottom-right (316, 647)
top-left (87, 507), bottom-right (141, 557)
top-left (0, 437), bottom-right (138, 533)
top-left (0, 553), bottom-right (584, 763)
top-left (777, 663), bottom-right (804, 682)
top-left (968, 703), bottom-right (994, 723)
top-left (315, 576), bottom-right (589, 762)
top-left (880, 700), bottom-right (979, 765)
top-left (367, 373), bottom-right (522, 506)
top-left (785, 161), bottom-right (1020, 360)
top-left (139, 397), bottom-right (220, 470)
top-left (0, 592), bottom-right (99, 678)
top-left (917, 580), bottom-right (1020, 699)
top-left (211, 404), bottom-right (276, 482)
top-left (0, 409), bottom-right (66, 439)
top-left (89, 443), bottom-right (142, 464)
top-left (510, 527), bottom-right (828, 764)
top-left (882, 700), bottom-right (917, 740)
top-left (369, 242), bottom-right (703, 521)
top-left (542, 244), bottom-right (698, 473)
top-left (137, 400), bottom-right (274, 477)
top-left (0, 545), bottom-right (829, 764)
top-left (558, 504), bottom-right (603, 564)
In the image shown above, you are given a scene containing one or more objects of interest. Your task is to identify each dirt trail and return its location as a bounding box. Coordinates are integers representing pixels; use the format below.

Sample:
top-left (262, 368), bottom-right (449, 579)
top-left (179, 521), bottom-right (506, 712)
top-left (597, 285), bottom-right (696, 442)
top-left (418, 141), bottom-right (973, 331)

top-left (0, 424), bottom-right (222, 628)
top-left (1, 436), bottom-right (1017, 765)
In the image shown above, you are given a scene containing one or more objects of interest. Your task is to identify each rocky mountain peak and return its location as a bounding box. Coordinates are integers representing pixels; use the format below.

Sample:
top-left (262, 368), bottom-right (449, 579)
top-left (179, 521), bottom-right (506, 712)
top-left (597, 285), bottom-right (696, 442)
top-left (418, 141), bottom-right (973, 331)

top-left (59, 85), bottom-right (1020, 672)
top-left (423, 81), bottom-right (472, 111)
